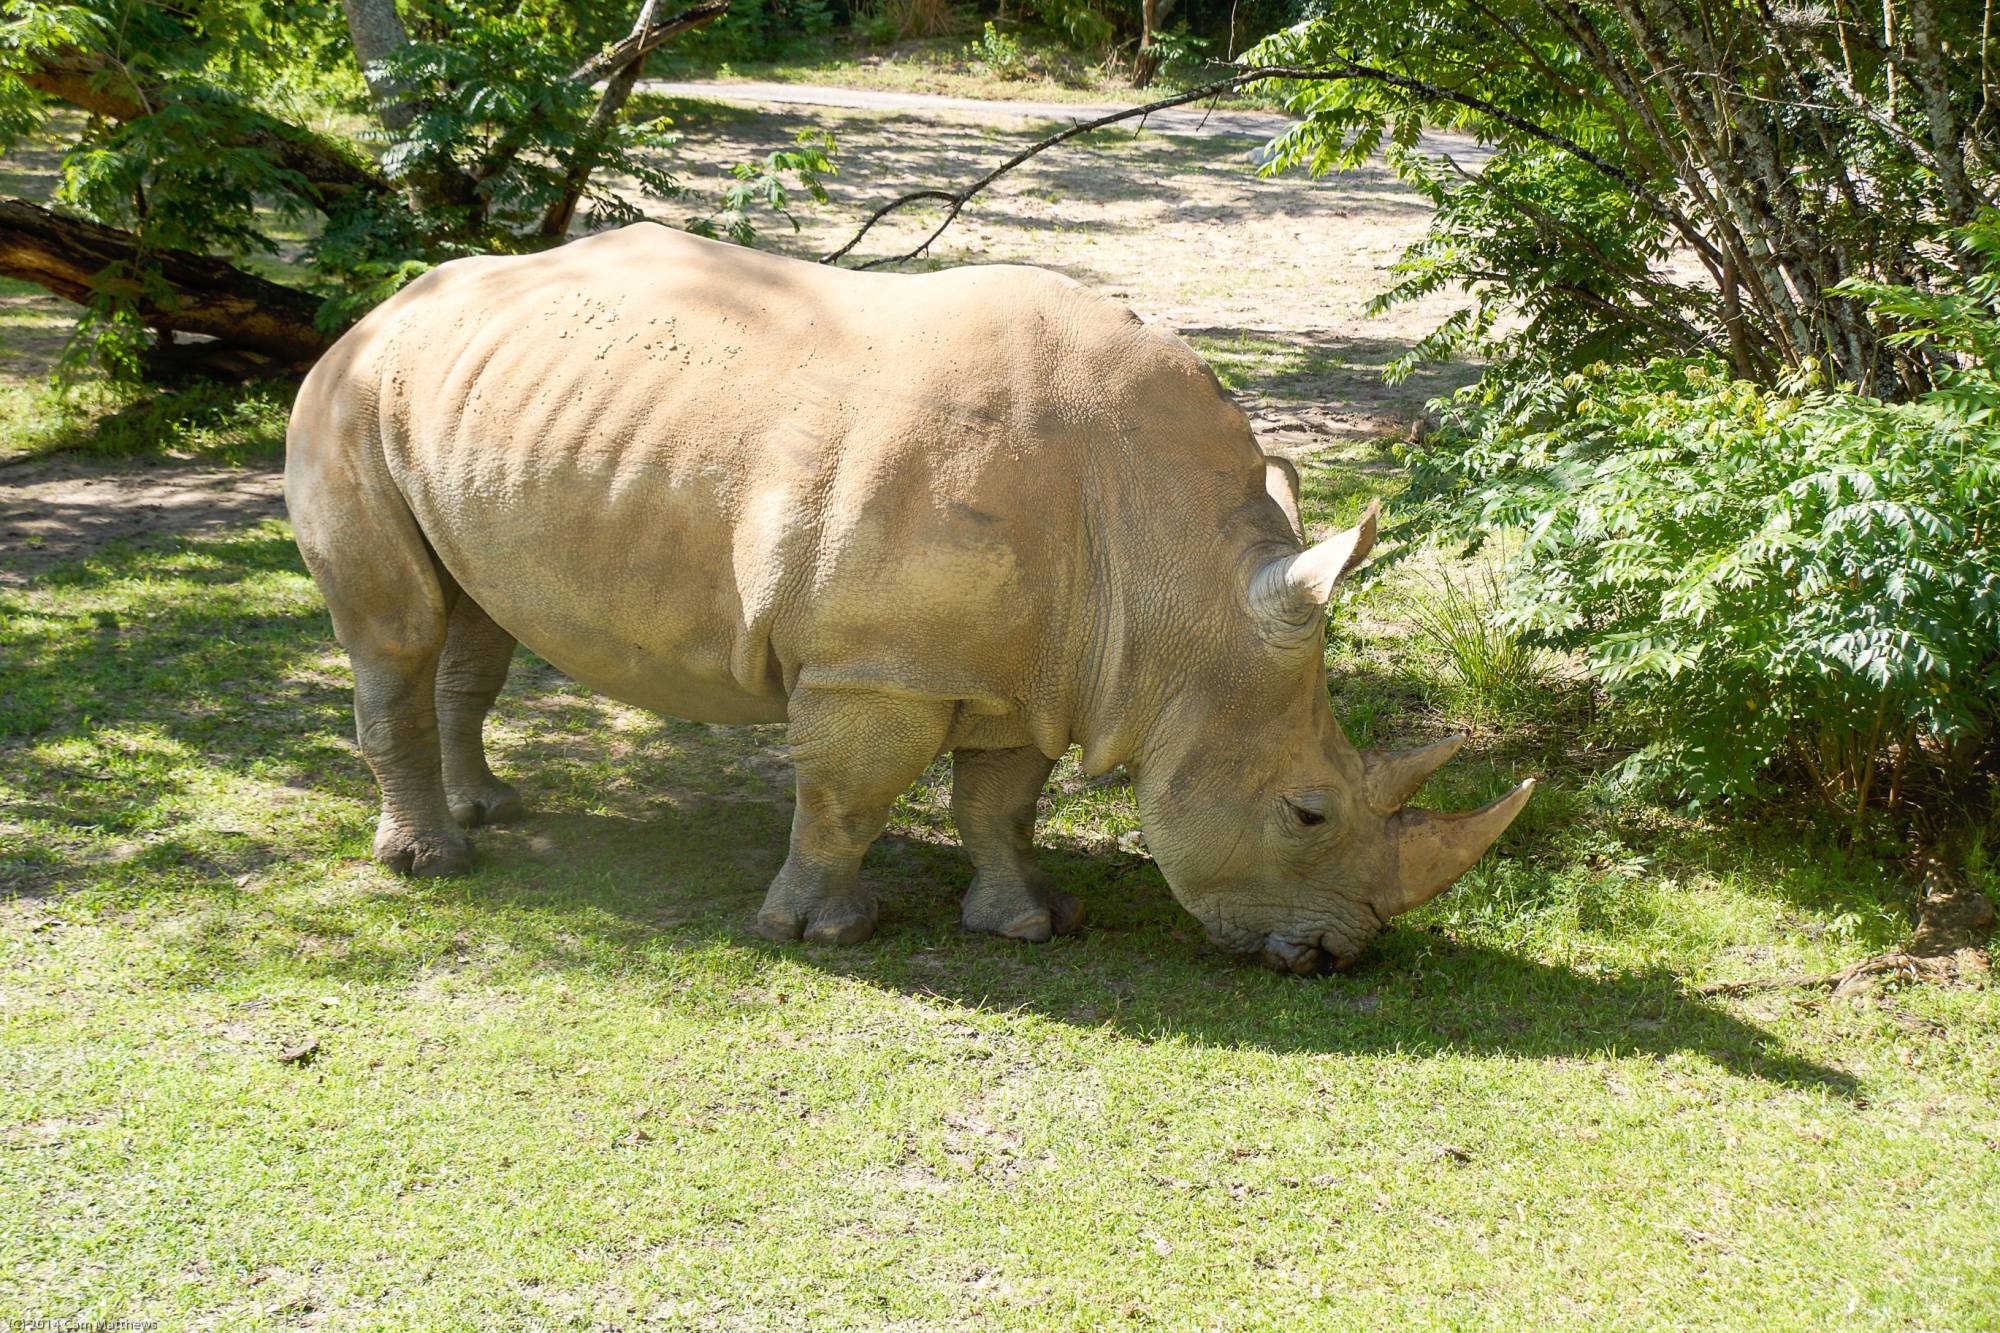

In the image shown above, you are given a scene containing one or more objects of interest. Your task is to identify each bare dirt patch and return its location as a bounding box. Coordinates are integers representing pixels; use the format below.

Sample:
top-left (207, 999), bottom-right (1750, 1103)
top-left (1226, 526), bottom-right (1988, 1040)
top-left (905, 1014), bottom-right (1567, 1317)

top-left (645, 98), bottom-right (1478, 452)
top-left (0, 94), bottom-right (1472, 579)
top-left (0, 454), bottom-right (286, 585)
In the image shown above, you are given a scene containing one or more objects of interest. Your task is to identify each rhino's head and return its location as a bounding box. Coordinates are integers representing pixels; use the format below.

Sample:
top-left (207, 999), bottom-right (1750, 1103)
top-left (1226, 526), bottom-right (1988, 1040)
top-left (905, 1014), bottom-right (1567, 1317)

top-left (1131, 488), bottom-right (1534, 974)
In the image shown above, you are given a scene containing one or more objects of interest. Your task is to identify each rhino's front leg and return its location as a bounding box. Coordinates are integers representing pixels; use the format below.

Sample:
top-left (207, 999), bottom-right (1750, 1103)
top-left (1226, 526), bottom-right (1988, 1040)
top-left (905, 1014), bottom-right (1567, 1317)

top-left (754, 688), bottom-right (954, 946)
top-left (952, 746), bottom-right (1080, 943)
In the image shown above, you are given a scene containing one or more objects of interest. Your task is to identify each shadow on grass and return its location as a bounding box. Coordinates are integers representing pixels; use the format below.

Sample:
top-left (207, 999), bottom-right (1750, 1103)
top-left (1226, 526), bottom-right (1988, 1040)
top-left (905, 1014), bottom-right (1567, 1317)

top-left (0, 377), bottom-right (290, 469)
top-left (1183, 327), bottom-right (1481, 407)
top-left (4, 523), bottom-right (1856, 1100)
top-left (219, 794), bottom-right (1859, 1100)
top-left (0, 524), bottom-right (355, 895)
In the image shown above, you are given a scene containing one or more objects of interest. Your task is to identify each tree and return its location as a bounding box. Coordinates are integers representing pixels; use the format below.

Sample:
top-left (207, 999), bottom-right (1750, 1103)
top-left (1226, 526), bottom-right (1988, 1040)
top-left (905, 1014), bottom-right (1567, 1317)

top-left (833, 0), bottom-right (1990, 398)
top-left (1249, 0), bottom-right (1995, 394)
top-left (1132, 0), bottom-right (1178, 86)
top-left (0, 0), bottom-right (824, 377)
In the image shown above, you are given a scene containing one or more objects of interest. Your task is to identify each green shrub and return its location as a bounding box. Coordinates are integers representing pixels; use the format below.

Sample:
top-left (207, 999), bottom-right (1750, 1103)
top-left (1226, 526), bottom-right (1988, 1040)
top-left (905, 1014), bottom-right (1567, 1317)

top-left (1397, 223), bottom-right (2000, 812)
top-left (1027, 0), bottom-right (1116, 53)
top-left (964, 22), bottom-right (1027, 79)
top-left (667, 0), bottom-right (836, 64)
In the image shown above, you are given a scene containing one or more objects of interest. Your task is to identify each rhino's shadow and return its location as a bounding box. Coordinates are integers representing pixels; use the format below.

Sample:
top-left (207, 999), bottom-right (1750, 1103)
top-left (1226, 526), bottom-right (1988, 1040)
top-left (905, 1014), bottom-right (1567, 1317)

top-left (464, 804), bottom-right (1859, 1100)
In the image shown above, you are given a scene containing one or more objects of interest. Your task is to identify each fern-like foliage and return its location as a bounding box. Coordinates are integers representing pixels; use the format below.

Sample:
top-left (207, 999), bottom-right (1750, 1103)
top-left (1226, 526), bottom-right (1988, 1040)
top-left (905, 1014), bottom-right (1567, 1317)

top-left (1395, 219), bottom-right (2000, 812)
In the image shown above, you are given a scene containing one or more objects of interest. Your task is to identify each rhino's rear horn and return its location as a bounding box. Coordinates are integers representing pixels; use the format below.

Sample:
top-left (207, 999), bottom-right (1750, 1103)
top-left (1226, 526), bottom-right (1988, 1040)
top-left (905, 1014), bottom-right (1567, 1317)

top-left (1376, 778), bottom-right (1535, 918)
top-left (1363, 734), bottom-right (1467, 812)
top-left (1250, 499), bottom-right (1380, 626)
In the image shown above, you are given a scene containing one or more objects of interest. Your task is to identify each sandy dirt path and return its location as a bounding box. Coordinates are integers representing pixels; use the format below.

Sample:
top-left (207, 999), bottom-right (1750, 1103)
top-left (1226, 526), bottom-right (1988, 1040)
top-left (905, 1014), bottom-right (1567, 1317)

top-left (640, 78), bottom-right (1492, 161)
top-left (640, 77), bottom-right (1303, 139)
top-left (1, 87), bottom-right (1477, 582)
top-left (0, 456), bottom-right (286, 586)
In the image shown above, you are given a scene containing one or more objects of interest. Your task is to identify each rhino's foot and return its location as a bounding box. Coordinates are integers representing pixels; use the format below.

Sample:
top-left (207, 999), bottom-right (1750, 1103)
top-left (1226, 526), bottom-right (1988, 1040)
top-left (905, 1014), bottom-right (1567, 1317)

top-left (372, 819), bottom-right (472, 877)
top-left (962, 872), bottom-right (1081, 944)
top-left (754, 894), bottom-right (880, 946)
top-left (448, 777), bottom-right (526, 829)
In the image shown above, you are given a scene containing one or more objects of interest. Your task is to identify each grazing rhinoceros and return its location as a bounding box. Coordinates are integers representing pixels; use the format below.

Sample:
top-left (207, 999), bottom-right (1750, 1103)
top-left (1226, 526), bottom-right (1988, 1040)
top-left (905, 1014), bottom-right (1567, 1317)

top-left (286, 224), bottom-right (1531, 973)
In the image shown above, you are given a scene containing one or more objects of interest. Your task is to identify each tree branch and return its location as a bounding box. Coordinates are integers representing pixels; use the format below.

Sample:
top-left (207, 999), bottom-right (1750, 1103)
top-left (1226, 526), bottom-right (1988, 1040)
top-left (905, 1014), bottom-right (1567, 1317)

top-left (541, 0), bottom-right (668, 239)
top-left (571, 0), bottom-right (732, 83)
top-left (477, 1), bottom-right (731, 194)
top-left (822, 56), bottom-right (1705, 269)
top-left (19, 47), bottom-right (391, 208)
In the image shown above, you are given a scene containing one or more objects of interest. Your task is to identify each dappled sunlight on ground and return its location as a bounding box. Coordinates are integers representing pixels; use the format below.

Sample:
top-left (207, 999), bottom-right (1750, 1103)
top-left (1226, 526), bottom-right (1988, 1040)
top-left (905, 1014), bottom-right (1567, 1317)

top-left (3, 92), bottom-right (1996, 1332)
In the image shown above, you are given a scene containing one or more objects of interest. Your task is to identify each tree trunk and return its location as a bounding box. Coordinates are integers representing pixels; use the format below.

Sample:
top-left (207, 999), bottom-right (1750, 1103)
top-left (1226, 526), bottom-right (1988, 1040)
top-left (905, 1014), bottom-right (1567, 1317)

top-left (538, 0), bottom-right (732, 240)
top-left (340, 0), bottom-right (418, 133)
top-left (1133, 0), bottom-right (1179, 88)
top-left (0, 199), bottom-right (336, 372)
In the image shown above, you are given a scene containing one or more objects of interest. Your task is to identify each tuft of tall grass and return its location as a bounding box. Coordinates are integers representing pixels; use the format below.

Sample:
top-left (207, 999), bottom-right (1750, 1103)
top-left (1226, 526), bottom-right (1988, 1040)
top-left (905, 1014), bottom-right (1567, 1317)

top-left (0, 379), bottom-right (292, 465)
top-left (1401, 563), bottom-right (1546, 720)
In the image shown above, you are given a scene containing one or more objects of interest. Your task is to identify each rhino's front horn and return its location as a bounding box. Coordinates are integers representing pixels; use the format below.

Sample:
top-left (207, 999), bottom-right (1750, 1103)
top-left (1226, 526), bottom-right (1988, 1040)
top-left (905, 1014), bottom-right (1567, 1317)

top-left (1250, 499), bottom-right (1380, 626)
top-left (1376, 778), bottom-right (1535, 918)
top-left (1363, 734), bottom-right (1467, 812)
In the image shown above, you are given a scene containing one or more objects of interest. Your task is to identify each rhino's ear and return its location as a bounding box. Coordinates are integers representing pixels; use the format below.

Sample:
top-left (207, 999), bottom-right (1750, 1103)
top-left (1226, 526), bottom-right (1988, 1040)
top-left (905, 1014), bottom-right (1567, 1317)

top-left (1263, 457), bottom-right (1304, 541)
top-left (1250, 499), bottom-right (1380, 625)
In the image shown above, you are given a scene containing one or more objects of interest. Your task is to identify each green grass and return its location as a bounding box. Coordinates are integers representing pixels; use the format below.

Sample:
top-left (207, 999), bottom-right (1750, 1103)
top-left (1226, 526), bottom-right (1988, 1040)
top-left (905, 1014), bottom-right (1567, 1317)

top-left (1393, 560), bottom-right (1550, 722)
top-left (2, 91), bottom-right (1995, 1330)
top-left (626, 92), bottom-right (774, 133)
top-left (0, 377), bottom-right (294, 466)
top-left (2, 452), bottom-right (1997, 1330)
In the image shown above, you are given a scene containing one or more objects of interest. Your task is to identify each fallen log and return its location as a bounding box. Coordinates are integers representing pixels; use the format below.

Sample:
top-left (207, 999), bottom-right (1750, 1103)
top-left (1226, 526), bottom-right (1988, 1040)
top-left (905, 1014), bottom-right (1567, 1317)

top-left (0, 198), bottom-right (336, 373)
top-left (18, 47), bottom-right (392, 208)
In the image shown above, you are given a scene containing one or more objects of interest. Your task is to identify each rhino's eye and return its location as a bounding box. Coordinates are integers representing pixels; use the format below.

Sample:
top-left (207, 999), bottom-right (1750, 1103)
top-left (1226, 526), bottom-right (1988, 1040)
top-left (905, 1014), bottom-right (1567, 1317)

top-left (1284, 797), bottom-right (1327, 827)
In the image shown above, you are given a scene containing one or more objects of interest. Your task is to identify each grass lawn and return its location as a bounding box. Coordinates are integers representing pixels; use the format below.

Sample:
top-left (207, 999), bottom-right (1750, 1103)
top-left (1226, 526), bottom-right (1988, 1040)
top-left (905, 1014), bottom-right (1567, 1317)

top-left (2, 400), bottom-right (1997, 1328)
top-left (3, 75), bottom-right (1997, 1331)
top-left (655, 28), bottom-right (1260, 107)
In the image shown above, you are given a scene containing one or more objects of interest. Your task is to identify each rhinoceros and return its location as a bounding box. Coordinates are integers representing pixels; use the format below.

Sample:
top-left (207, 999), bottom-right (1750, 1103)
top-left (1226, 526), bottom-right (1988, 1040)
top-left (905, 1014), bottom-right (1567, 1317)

top-left (285, 223), bottom-right (1531, 973)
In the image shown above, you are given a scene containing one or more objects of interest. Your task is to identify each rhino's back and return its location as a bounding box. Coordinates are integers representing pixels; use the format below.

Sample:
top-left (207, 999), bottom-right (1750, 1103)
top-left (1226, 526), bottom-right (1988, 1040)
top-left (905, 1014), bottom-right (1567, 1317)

top-left (302, 224), bottom-right (1257, 736)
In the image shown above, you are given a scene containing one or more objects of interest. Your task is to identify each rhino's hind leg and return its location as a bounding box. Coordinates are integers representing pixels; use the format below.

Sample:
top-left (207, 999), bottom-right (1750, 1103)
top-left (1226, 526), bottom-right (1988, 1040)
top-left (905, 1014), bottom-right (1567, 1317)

top-left (755, 688), bottom-right (953, 946)
top-left (952, 747), bottom-right (1079, 943)
top-left (292, 454), bottom-right (468, 877)
top-left (353, 636), bottom-right (470, 877)
top-left (436, 596), bottom-right (525, 829)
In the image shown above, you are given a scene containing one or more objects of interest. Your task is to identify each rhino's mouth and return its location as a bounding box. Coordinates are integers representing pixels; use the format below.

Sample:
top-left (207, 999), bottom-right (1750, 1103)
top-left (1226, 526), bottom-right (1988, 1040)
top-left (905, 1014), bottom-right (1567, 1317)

top-left (1198, 899), bottom-right (1383, 976)
top-left (1256, 930), bottom-right (1372, 976)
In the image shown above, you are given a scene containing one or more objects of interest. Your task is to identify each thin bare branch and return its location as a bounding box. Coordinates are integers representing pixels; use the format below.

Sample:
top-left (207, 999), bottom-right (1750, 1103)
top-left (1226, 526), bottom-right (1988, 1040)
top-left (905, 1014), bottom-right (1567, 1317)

top-left (571, 0), bottom-right (732, 84)
top-left (823, 55), bottom-right (1698, 269)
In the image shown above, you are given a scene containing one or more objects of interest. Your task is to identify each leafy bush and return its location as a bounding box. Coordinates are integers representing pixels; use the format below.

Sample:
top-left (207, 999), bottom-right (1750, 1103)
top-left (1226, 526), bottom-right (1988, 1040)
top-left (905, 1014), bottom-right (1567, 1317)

top-left (964, 21), bottom-right (1027, 79)
top-left (1, 0), bottom-right (838, 378)
top-left (1397, 222), bottom-right (2000, 812)
top-left (1028, 0), bottom-right (1115, 53)
top-left (370, 0), bottom-right (683, 240)
top-left (1249, 0), bottom-right (1993, 397)
top-left (1138, 23), bottom-right (1210, 78)
top-left (668, 0), bottom-right (835, 64)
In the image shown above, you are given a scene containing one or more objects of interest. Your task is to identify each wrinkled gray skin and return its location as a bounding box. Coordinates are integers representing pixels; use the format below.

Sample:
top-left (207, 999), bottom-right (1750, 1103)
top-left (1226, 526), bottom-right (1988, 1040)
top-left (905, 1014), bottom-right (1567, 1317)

top-left (285, 225), bottom-right (1531, 974)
